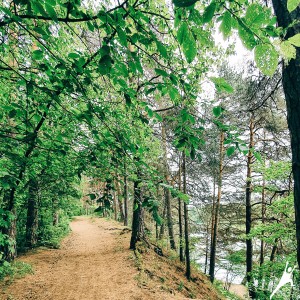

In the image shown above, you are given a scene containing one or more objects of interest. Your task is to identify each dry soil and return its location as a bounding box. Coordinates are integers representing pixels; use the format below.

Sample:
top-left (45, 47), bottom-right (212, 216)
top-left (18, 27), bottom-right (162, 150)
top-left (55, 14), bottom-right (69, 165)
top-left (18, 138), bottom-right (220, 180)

top-left (0, 216), bottom-right (212, 300)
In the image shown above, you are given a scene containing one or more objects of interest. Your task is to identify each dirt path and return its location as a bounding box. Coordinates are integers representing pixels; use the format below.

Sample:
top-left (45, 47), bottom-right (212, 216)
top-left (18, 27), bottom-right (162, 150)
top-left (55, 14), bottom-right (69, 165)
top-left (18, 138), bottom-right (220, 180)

top-left (1, 216), bottom-right (184, 300)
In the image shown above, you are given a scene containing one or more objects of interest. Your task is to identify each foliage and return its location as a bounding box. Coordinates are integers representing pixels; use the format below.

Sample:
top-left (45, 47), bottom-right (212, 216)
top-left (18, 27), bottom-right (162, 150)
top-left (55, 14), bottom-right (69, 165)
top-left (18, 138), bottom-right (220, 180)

top-left (0, 261), bottom-right (33, 281)
top-left (0, 0), bottom-right (297, 296)
top-left (38, 215), bottom-right (71, 249)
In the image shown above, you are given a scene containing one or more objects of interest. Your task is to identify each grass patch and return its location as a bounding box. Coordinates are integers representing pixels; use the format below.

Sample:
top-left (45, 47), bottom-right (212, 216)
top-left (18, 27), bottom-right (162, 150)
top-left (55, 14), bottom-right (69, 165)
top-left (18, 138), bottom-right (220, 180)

top-left (213, 280), bottom-right (243, 300)
top-left (0, 261), bottom-right (33, 283)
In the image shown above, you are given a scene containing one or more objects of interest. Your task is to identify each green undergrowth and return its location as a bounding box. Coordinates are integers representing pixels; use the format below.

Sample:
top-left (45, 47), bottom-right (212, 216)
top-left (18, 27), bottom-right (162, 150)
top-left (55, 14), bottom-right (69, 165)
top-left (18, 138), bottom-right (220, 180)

top-left (213, 280), bottom-right (243, 300)
top-left (0, 261), bottom-right (33, 283)
top-left (38, 219), bottom-right (70, 249)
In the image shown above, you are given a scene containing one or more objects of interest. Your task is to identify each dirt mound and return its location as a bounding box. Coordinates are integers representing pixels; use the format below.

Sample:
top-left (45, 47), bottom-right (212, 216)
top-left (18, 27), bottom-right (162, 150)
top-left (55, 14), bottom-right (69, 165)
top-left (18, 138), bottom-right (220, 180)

top-left (133, 242), bottom-right (223, 300)
top-left (0, 216), bottom-right (223, 300)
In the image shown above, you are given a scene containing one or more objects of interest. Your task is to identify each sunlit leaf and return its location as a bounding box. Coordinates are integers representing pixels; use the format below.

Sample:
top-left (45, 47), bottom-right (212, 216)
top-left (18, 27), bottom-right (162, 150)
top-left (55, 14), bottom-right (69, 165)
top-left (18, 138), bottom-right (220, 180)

top-left (173, 0), bottom-right (198, 7)
top-left (254, 44), bottom-right (278, 76)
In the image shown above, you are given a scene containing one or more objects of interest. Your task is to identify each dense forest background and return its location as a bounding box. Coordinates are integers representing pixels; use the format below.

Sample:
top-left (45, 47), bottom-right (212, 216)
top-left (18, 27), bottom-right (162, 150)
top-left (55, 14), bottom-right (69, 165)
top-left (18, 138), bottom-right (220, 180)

top-left (0, 0), bottom-right (300, 299)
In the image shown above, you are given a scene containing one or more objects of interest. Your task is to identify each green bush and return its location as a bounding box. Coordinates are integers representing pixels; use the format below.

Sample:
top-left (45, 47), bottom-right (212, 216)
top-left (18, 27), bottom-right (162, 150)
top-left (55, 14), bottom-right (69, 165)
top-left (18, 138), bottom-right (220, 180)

top-left (0, 261), bottom-right (33, 281)
top-left (38, 215), bottom-right (70, 248)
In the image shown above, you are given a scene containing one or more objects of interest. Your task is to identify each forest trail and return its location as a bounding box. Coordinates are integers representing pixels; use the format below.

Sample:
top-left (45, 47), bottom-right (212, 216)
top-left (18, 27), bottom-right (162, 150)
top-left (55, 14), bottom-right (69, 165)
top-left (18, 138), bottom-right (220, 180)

top-left (1, 216), bottom-right (212, 300)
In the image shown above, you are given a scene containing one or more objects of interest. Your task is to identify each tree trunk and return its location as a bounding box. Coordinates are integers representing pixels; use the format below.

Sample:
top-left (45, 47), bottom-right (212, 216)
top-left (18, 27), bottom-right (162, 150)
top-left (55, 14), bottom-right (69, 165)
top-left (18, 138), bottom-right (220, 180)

top-left (159, 199), bottom-right (167, 239)
top-left (182, 153), bottom-right (191, 280)
top-left (165, 187), bottom-right (176, 250)
top-left (130, 176), bottom-right (144, 250)
top-left (116, 178), bottom-right (125, 222)
top-left (113, 188), bottom-right (117, 221)
top-left (1, 190), bottom-right (17, 261)
top-left (271, 0), bottom-right (300, 269)
top-left (209, 130), bottom-right (224, 283)
top-left (260, 168), bottom-right (266, 266)
top-left (204, 218), bottom-right (210, 274)
top-left (25, 179), bottom-right (39, 248)
top-left (246, 116), bottom-right (255, 298)
top-left (162, 122), bottom-right (176, 250)
top-left (210, 175), bottom-right (216, 246)
top-left (270, 238), bottom-right (278, 262)
top-left (178, 155), bottom-right (184, 262)
top-left (123, 165), bottom-right (129, 226)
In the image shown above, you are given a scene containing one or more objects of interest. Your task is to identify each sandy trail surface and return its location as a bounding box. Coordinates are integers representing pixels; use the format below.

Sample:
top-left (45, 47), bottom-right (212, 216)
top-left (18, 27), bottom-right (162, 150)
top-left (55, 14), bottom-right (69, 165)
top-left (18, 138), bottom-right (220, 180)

top-left (1, 216), bottom-right (181, 300)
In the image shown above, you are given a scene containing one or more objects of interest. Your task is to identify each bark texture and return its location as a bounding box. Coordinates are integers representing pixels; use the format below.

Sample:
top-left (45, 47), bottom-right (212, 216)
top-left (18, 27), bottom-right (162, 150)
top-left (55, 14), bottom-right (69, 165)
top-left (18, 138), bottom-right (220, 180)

top-left (209, 131), bottom-right (224, 283)
top-left (26, 179), bottom-right (39, 248)
top-left (271, 0), bottom-right (300, 268)
top-left (246, 117), bottom-right (255, 298)
top-left (182, 153), bottom-right (191, 280)
top-left (130, 178), bottom-right (144, 250)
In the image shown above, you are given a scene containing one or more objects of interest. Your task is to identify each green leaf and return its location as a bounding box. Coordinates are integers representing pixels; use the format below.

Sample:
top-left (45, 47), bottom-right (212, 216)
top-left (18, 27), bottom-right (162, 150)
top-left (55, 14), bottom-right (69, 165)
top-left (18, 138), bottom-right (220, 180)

top-left (68, 52), bottom-right (80, 59)
top-left (177, 22), bottom-right (188, 45)
top-left (99, 55), bottom-right (112, 75)
top-left (117, 27), bottom-right (127, 47)
top-left (183, 30), bottom-right (197, 63)
top-left (210, 77), bottom-right (234, 93)
top-left (153, 209), bottom-right (163, 226)
top-left (203, 1), bottom-right (216, 23)
top-left (32, 50), bottom-right (43, 60)
top-left (169, 86), bottom-right (180, 101)
top-left (173, 0), bottom-right (198, 7)
top-left (45, 3), bottom-right (58, 22)
top-left (32, 1), bottom-right (48, 17)
top-left (220, 11), bottom-right (231, 38)
top-left (280, 41), bottom-right (296, 61)
top-left (160, 183), bottom-right (189, 204)
top-left (87, 21), bottom-right (95, 32)
top-left (146, 107), bottom-right (154, 118)
top-left (288, 33), bottom-right (300, 47)
top-left (33, 27), bottom-right (49, 38)
top-left (287, 0), bottom-right (300, 12)
top-left (89, 193), bottom-right (96, 200)
top-left (245, 4), bottom-right (267, 27)
top-left (100, 45), bottom-right (110, 56)
top-left (156, 41), bottom-right (168, 59)
top-left (213, 106), bottom-right (224, 117)
top-left (125, 94), bottom-right (131, 106)
top-left (254, 151), bottom-right (262, 162)
top-left (238, 21), bottom-right (256, 50)
top-left (190, 146), bottom-right (196, 160)
top-left (226, 146), bottom-right (235, 156)
top-left (254, 44), bottom-right (278, 76)
top-left (45, 0), bottom-right (57, 5)
top-left (154, 112), bottom-right (163, 122)
top-left (155, 68), bottom-right (168, 77)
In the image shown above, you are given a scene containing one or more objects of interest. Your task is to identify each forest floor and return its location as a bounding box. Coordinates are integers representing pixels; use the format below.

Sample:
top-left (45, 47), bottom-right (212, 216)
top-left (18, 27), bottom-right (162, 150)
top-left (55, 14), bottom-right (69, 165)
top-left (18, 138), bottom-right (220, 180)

top-left (0, 216), bottom-right (224, 300)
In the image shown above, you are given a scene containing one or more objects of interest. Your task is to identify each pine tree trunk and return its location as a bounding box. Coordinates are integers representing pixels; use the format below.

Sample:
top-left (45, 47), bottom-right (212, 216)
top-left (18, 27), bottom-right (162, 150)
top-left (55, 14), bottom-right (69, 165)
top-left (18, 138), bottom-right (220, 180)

top-left (260, 171), bottom-right (266, 266)
top-left (210, 175), bottom-right (216, 246)
top-left (123, 165), bottom-right (129, 226)
top-left (159, 199), bottom-right (167, 239)
top-left (271, 0), bottom-right (300, 269)
top-left (246, 116), bottom-right (255, 298)
top-left (178, 155), bottom-right (184, 262)
top-left (209, 131), bottom-right (224, 283)
top-left (130, 176), bottom-right (144, 250)
top-left (182, 153), bottom-right (191, 280)
top-left (204, 218), bottom-right (210, 274)
top-left (162, 122), bottom-right (176, 250)
top-left (113, 188), bottom-right (117, 221)
top-left (116, 178), bottom-right (125, 222)
top-left (26, 179), bottom-right (39, 248)
top-left (165, 188), bottom-right (176, 250)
